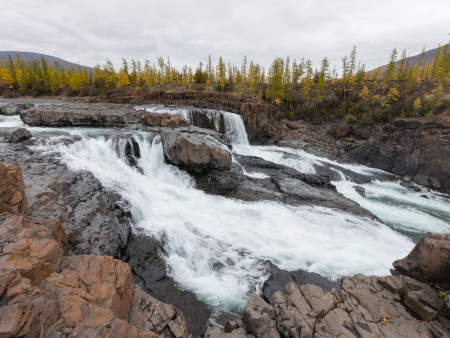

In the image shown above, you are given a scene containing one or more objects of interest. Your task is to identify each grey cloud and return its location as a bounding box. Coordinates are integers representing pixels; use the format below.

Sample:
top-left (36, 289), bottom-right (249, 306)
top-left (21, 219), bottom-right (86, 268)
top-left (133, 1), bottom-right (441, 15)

top-left (1, 0), bottom-right (448, 71)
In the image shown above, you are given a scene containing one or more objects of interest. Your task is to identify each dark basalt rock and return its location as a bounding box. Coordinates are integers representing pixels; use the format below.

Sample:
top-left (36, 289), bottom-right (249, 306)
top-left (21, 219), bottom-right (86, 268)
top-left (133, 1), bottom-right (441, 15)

top-left (230, 154), bottom-right (378, 219)
top-left (123, 234), bottom-right (212, 338)
top-left (262, 268), bottom-right (340, 304)
top-left (353, 185), bottom-right (366, 197)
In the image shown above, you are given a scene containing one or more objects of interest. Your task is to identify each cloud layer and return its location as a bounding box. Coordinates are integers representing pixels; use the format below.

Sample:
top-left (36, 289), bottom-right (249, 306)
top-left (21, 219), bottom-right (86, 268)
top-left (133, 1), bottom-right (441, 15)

top-left (1, 0), bottom-right (449, 71)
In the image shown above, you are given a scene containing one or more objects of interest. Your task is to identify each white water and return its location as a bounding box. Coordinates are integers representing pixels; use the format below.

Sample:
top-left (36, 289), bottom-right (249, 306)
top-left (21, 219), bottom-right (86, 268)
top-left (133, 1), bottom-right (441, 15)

top-left (2, 107), bottom-right (448, 311)
top-left (29, 131), bottom-right (413, 310)
top-left (234, 144), bottom-right (450, 235)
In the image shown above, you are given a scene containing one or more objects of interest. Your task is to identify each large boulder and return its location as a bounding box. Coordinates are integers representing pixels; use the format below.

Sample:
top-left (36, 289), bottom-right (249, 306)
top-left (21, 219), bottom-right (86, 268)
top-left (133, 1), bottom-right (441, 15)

top-left (161, 131), bottom-right (232, 173)
top-left (0, 162), bottom-right (28, 214)
top-left (393, 233), bottom-right (450, 287)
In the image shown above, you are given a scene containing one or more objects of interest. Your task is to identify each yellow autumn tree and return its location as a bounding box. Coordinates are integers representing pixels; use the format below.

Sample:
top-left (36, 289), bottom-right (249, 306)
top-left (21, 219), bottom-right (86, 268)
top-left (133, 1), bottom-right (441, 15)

top-left (359, 85), bottom-right (369, 100)
top-left (386, 87), bottom-right (399, 105)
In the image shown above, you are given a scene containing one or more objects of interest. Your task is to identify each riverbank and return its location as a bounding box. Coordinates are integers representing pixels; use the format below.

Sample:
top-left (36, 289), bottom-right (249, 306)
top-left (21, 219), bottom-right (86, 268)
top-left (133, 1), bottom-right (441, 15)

top-left (0, 98), bottom-right (449, 336)
top-left (2, 93), bottom-right (448, 194)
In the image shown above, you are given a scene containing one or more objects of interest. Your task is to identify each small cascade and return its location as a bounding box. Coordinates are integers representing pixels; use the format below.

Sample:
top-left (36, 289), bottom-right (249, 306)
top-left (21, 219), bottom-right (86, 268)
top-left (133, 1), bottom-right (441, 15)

top-left (135, 105), bottom-right (249, 145)
top-left (108, 135), bottom-right (141, 167)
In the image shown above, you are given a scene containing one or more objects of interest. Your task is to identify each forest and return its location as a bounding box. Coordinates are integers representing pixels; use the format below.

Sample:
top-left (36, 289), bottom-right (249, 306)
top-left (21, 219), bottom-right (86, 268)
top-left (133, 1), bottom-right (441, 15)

top-left (0, 44), bottom-right (449, 124)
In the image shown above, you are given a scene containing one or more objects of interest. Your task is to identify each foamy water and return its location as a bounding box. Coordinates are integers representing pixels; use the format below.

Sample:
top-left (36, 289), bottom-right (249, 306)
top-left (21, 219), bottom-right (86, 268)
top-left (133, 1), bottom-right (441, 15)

top-left (2, 106), bottom-right (448, 311)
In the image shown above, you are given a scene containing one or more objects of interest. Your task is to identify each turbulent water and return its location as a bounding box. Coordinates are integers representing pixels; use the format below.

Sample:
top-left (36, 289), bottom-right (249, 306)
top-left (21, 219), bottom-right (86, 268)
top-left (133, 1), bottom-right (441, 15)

top-left (1, 106), bottom-right (449, 311)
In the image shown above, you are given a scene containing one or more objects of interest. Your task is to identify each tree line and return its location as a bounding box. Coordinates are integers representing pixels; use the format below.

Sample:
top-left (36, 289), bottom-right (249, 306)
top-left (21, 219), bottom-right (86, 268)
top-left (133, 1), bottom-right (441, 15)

top-left (0, 44), bottom-right (448, 123)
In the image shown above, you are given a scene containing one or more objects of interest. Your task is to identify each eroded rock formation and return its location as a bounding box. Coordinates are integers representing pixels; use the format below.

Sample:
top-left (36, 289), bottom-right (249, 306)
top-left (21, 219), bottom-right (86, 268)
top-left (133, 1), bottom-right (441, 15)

top-left (0, 162), bottom-right (188, 337)
top-left (206, 234), bottom-right (450, 337)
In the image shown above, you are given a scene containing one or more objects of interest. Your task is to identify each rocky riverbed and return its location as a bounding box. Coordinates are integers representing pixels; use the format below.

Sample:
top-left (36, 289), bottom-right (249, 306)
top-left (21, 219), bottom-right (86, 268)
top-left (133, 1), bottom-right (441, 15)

top-left (0, 99), bottom-right (449, 337)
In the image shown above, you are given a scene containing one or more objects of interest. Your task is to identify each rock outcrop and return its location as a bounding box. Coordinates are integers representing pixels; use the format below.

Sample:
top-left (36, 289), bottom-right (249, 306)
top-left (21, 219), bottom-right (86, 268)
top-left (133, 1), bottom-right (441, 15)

top-left (100, 90), bottom-right (285, 142)
top-left (0, 102), bottom-right (34, 115)
top-left (0, 162), bottom-right (188, 338)
top-left (342, 116), bottom-right (450, 193)
top-left (277, 113), bottom-right (450, 193)
top-left (161, 129), bottom-right (243, 193)
top-left (207, 233), bottom-right (450, 337)
top-left (20, 103), bottom-right (189, 129)
top-left (229, 154), bottom-right (377, 219)
top-left (161, 131), bottom-right (232, 173)
top-left (0, 127), bottom-right (32, 143)
top-left (0, 162), bottom-right (28, 215)
top-left (393, 233), bottom-right (450, 288)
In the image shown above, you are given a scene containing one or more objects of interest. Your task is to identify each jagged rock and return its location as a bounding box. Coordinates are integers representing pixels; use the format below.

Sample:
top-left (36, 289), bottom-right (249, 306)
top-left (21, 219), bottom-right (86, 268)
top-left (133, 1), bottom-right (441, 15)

top-left (211, 233), bottom-right (450, 337)
top-left (68, 319), bottom-right (159, 338)
top-left (0, 162), bottom-right (28, 215)
top-left (243, 294), bottom-right (279, 338)
top-left (262, 269), bottom-right (340, 304)
top-left (123, 234), bottom-right (211, 338)
top-left (393, 233), bottom-right (450, 287)
top-left (0, 102), bottom-right (34, 115)
top-left (161, 131), bottom-right (232, 173)
top-left (128, 288), bottom-right (188, 338)
top-left (404, 287), bottom-right (443, 321)
top-left (194, 162), bottom-right (244, 193)
top-left (0, 127), bottom-right (32, 143)
top-left (342, 116), bottom-right (450, 193)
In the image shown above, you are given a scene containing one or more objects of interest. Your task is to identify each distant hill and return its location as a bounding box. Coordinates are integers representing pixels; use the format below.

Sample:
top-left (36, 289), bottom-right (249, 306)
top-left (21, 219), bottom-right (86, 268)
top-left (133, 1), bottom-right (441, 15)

top-left (368, 47), bottom-right (440, 76)
top-left (0, 51), bottom-right (93, 72)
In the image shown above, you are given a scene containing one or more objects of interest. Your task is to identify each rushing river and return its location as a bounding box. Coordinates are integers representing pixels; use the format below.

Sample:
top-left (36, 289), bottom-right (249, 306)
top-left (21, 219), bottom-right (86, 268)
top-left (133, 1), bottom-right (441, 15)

top-left (1, 104), bottom-right (449, 311)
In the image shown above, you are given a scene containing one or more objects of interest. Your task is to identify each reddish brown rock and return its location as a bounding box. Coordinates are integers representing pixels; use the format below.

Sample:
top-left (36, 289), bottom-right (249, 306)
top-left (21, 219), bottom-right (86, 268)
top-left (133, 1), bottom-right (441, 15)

top-left (393, 233), bottom-right (450, 287)
top-left (128, 288), bottom-right (188, 338)
top-left (141, 112), bottom-right (189, 128)
top-left (0, 162), bottom-right (28, 215)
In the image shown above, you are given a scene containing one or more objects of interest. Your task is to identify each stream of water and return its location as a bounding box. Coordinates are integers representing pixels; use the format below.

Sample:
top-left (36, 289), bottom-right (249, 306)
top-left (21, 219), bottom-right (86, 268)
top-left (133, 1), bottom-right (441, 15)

top-left (1, 105), bottom-right (449, 311)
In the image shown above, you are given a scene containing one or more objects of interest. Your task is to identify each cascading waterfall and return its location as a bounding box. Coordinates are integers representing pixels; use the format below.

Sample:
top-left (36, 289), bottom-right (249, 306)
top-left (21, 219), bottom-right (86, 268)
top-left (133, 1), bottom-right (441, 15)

top-left (133, 104), bottom-right (450, 236)
top-left (28, 129), bottom-right (414, 310)
top-left (2, 107), bottom-right (449, 311)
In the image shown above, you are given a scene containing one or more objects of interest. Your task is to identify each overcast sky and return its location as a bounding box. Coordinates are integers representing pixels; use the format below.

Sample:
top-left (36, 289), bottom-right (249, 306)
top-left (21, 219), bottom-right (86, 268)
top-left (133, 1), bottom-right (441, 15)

top-left (1, 0), bottom-right (449, 71)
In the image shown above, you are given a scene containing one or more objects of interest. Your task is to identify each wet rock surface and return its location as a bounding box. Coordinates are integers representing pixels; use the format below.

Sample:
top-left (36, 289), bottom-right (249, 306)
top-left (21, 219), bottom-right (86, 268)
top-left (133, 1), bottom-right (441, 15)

top-left (99, 91), bottom-right (285, 143)
top-left (0, 164), bottom-right (188, 338)
top-left (0, 126), bottom-right (212, 337)
top-left (20, 102), bottom-right (189, 129)
top-left (228, 154), bottom-right (377, 219)
top-left (161, 130), bottom-right (232, 173)
top-left (279, 113), bottom-right (450, 193)
top-left (0, 127), bottom-right (32, 143)
top-left (207, 234), bottom-right (450, 337)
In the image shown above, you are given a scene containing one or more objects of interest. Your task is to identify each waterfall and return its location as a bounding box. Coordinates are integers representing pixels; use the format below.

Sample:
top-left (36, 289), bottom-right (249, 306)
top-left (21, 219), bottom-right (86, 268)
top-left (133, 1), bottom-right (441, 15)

top-left (25, 127), bottom-right (415, 310)
top-left (136, 105), bottom-right (249, 145)
top-left (3, 110), bottom-right (448, 312)
top-left (222, 112), bottom-right (249, 145)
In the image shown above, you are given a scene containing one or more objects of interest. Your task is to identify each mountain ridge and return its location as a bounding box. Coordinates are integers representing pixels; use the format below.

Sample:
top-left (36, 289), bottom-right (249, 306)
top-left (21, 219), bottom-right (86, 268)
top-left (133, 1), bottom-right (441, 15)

top-left (0, 51), bottom-right (93, 72)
